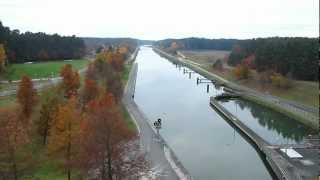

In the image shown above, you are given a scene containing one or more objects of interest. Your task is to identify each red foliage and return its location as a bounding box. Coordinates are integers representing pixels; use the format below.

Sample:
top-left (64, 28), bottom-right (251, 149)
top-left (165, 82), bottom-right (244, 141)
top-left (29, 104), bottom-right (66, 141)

top-left (0, 108), bottom-right (29, 180)
top-left (60, 64), bottom-right (80, 98)
top-left (78, 94), bottom-right (147, 179)
top-left (242, 54), bottom-right (256, 69)
top-left (17, 75), bottom-right (38, 120)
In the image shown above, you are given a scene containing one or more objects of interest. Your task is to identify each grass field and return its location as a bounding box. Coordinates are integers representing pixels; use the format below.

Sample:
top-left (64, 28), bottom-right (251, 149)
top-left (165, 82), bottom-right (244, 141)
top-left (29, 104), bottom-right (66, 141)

top-left (180, 50), bottom-right (230, 64)
top-left (0, 95), bottom-right (16, 107)
top-left (1, 59), bottom-right (89, 81)
top-left (182, 50), bottom-right (319, 108)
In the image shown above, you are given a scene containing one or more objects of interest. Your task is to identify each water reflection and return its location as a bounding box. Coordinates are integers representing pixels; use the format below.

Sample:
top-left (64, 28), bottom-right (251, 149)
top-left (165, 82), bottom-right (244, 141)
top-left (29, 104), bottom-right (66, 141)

top-left (220, 99), bottom-right (315, 145)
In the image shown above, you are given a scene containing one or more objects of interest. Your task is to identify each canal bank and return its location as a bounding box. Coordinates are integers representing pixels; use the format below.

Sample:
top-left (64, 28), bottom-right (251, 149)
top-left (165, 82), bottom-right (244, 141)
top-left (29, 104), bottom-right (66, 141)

top-left (123, 52), bottom-right (193, 179)
top-left (210, 97), bottom-right (303, 180)
top-left (153, 47), bottom-right (318, 130)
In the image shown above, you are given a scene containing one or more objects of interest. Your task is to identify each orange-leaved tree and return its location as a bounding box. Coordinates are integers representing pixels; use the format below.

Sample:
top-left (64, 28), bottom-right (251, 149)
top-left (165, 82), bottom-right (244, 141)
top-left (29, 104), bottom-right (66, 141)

top-left (232, 64), bottom-right (250, 80)
top-left (0, 108), bottom-right (29, 180)
top-left (60, 64), bottom-right (80, 98)
top-left (0, 44), bottom-right (6, 72)
top-left (17, 75), bottom-right (38, 120)
top-left (48, 97), bottom-right (81, 180)
top-left (78, 94), bottom-right (148, 179)
top-left (36, 92), bottom-right (62, 145)
top-left (111, 50), bottom-right (124, 72)
top-left (81, 78), bottom-right (99, 111)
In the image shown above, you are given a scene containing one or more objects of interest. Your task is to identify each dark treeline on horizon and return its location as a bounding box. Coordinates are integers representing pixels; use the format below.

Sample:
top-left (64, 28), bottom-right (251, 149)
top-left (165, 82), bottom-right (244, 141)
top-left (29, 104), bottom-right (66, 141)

top-left (155, 37), bottom-right (318, 81)
top-left (155, 37), bottom-right (237, 50)
top-left (228, 37), bottom-right (318, 81)
top-left (0, 21), bottom-right (85, 63)
top-left (82, 37), bottom-right (139, 52)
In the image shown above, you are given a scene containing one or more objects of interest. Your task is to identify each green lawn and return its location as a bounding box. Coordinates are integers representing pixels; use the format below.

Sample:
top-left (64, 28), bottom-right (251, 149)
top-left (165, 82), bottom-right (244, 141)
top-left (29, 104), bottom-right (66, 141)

top-left (2, 59), bottom-right (89, 81)
top-left (185, 53), bottom-right (318, 108)
top-left (0, 95), bottom-right (16, 107)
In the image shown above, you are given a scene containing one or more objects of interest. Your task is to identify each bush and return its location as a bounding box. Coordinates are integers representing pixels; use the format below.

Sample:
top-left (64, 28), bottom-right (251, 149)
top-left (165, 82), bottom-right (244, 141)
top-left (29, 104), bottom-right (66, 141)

top-left (270, 73), bottom-right (292, 89)
top-left (259, 70), bottom-right (274, 84)
top-left (232, 64), bottom-right (250, 79)
top-left (212, 59), bottom-right (224, 71)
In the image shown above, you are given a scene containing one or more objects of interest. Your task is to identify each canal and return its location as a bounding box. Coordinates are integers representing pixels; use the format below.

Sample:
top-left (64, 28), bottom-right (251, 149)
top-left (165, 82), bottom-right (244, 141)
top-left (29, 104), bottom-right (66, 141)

top-left (134, 47), bottom-right (314, 180)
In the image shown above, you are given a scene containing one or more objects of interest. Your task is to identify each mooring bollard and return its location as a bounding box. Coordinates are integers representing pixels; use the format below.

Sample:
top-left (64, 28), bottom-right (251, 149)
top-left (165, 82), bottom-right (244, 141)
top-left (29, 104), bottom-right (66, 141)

top-left (154, 118), bottom-right (162, 138)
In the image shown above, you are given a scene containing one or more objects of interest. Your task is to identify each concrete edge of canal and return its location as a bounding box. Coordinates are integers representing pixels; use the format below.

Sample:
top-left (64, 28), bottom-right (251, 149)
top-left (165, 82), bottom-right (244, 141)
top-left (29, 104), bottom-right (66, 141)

top-left (209, 97), bottom-right (302, 180)
top-left (122, 50), bottom-right (194, 180)
top-left (152, 47), bottom-right (319, 131)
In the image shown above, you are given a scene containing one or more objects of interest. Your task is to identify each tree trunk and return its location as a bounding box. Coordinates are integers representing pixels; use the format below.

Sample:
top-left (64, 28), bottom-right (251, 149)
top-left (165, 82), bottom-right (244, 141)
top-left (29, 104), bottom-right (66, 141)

top-left (67, 121), bottom-right (71, 180)
top-left (13, 161), bottom-right (18, 180)
top-left (43, 116), bottom-right (50, 145)
top-left (101, 155), bottom-right (106, 180)
top-left (106, 133), bottom-right (112, 180)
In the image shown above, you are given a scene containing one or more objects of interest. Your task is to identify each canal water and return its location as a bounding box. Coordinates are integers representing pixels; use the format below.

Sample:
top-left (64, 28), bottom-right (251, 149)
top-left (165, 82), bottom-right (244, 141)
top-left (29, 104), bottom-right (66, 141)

top-left (134, 47), bottom-right (314, 180)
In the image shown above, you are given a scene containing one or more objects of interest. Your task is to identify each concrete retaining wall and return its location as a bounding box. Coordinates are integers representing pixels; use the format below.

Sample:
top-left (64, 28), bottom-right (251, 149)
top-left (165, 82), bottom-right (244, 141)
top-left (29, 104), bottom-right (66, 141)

top-left (210, 97), bottom-right (302, 180)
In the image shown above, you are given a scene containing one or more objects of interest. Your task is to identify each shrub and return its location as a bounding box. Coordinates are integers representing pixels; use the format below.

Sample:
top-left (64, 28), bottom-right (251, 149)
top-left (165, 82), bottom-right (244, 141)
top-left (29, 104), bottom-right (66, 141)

top-left (232, 64), bottom-right (250, 79)
top-left (270, 73), bottom-right (292, 89)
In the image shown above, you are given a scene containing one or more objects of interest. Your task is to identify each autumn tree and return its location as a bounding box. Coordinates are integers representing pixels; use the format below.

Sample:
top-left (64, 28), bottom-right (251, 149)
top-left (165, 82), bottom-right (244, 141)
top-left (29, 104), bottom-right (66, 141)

top-left (48, 97), bottom-right (81, 180)
top-left (85, 62), bottom-right (98, 80)
top-left (78, 94), bottom-right (147, 179)
top-left (111, 51), bottom-right (124, 72)
top-left (81, 78), bottom-right (99, 111)
top-left (169, 41), bottom-right (180, 54)
top-left (60, 64), bottom-right (80, 98)
top-left (0, 108), bottom-right (29, 180)
top-left (17, 75), bottom-right (38, 120)
top-left (106, 72), bottom-right (123, 103)
top-left (232, 64), bottom-right (250, 80)
top-left (270, 73), bottom-right (292, 89)
top-left (0, 44), bottom-right (6, 72)
top-left (37, 49), bottom-right (49, 60)
top-left (36, 92), bottom-right (62, 145)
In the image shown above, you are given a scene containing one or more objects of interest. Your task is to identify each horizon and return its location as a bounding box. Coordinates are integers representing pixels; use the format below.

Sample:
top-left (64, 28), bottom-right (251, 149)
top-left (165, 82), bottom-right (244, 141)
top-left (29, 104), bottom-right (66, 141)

top-left (0, 0), bottom-right (318, 40)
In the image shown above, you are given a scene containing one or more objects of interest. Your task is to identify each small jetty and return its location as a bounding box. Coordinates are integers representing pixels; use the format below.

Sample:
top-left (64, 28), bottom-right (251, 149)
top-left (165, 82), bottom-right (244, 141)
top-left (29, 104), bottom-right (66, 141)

top-left (214, 92), bottom-right (240, 100)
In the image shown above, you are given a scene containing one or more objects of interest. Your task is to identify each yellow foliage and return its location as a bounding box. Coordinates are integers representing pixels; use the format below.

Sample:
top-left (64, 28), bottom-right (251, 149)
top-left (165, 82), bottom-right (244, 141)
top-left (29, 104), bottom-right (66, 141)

top-left (232, 64), bottom-right (250, 79)
top-left (48, 97), bottom-right (81, 154)
top-left (0, 44), bottom-right (6, 72)
top-left (270, 73), bottom-right (292, 89)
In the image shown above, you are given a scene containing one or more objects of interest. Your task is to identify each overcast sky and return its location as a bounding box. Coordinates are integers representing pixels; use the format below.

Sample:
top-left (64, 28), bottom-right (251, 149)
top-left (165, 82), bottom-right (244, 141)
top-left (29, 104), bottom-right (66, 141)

top-left (0, 0), bottom-right (318, 40)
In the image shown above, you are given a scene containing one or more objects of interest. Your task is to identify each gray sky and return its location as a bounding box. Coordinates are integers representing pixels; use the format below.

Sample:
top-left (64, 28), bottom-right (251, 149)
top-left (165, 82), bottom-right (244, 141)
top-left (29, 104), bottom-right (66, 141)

top-left (0, 0), bottom-right (318, 40)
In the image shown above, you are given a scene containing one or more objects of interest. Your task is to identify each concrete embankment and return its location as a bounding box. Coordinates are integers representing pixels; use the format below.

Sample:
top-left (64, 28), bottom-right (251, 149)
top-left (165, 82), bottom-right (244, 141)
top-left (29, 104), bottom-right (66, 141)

top-left (122, 51), bottom-right (193, 180)
top-left (210, 97), bottom-right (303, 180)
top-left (153, 47), bottom-right (319, 130)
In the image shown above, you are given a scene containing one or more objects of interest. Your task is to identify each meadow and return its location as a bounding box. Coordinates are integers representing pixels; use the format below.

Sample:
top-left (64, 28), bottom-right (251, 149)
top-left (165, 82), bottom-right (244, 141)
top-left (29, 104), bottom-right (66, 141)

top-left (1, 59), bottom-right (89, 80)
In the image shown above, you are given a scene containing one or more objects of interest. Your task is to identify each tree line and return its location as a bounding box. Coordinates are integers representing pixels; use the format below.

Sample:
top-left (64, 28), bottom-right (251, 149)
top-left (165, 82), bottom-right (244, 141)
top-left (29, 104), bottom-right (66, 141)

top-left (155, 37), bottom-right (318, 81)
top-left (228, 37), bottom-right (318, 81)
top-left (0, 21), bottom-right (85, 63)
top-left (0, 45), bottom-right (148, 180)
top-left (155, 37), bottom-right (237, 50)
